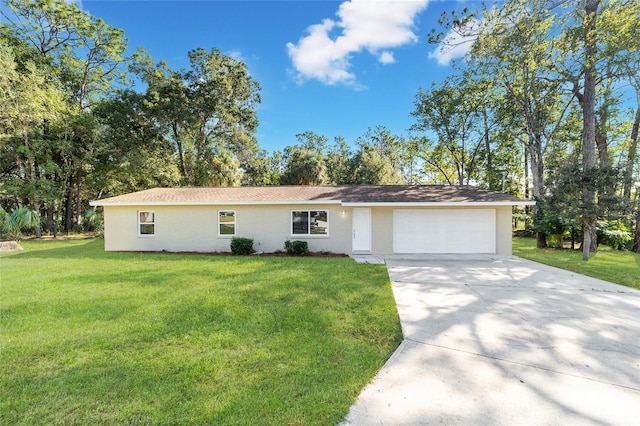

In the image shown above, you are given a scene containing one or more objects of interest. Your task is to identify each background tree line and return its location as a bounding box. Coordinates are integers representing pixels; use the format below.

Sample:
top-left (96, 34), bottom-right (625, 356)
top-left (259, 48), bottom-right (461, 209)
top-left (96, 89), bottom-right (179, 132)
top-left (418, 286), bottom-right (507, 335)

top-left (417, 0), bottom-right (640, 256)
top-left (1, 0), bottom-right (639, 255)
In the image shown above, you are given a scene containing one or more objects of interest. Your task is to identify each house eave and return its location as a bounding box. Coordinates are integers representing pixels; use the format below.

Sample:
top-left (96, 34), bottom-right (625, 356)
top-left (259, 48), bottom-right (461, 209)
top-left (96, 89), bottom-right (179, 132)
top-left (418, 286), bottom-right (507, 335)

top-left (89, 200), bottom-right (343, 207)
top-left (90, 200), bottom-right (535, 207)
top-left (341, 201), bottom-right (536, 207)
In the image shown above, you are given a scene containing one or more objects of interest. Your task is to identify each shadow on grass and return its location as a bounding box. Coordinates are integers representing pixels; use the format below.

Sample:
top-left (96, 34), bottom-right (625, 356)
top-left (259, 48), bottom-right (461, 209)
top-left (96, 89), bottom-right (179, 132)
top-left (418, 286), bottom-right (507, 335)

top-left (1, 239), bottom-right (401, 425)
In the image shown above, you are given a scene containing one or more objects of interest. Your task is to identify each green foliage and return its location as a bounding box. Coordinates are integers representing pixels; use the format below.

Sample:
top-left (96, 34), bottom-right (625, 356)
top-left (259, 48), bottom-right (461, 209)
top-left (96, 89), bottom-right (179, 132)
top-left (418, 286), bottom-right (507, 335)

top-left (324, 136), bottom-right (353, 184)
top-left (284, 240), bottom-right (309, 256)
top-left (355, 126), bottom-right (406, 177)
top-left (3, 0), bottom-right (128, 109)
top-left (90, 92), bottom-right (182, 195)
top-left (0, 0), bottom-right (127, 235)
top-left (0, 206), bottom-right (40, 239)
top-left (348, 148), bottom-right (403, 185)
top-left (597, 220), bottom-right (633, 250)
top-left (134, 47), bottom-right (261, 186)
top-left (281, 146), bottom-right (326, 185)
top-left (230, 236), bottom-right (254, 255)
top-left (242, 150), bottom-right (282, 185)
top-left (295, 130), bottom-right (329, 154)
top-left (82, 209), bottom-right (103, 233)
top-left (0, 239), bottom-right (402, 424)
top-left (411, 76), bottom-right (489, 185)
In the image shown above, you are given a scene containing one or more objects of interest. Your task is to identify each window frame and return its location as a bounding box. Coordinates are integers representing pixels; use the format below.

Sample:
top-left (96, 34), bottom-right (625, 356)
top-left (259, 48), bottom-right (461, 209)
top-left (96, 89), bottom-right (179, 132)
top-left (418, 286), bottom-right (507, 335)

top-left (290, 209), bottom-right (329, 237)
top-left (218, 210), bottom-right (237, 237)
top-left (138, 211), bottom-right (155, 237)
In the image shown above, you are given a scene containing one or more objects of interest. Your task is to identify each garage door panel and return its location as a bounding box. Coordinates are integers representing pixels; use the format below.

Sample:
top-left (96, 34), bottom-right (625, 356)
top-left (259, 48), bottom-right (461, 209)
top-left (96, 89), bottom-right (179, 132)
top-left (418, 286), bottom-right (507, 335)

top-left (393, 209), bottom-right (495, 254)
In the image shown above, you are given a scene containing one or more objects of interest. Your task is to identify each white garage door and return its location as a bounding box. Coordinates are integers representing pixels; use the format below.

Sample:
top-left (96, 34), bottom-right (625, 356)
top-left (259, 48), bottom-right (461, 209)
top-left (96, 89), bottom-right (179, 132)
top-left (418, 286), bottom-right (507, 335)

top-left (393, 209), bottom-right (496, 254)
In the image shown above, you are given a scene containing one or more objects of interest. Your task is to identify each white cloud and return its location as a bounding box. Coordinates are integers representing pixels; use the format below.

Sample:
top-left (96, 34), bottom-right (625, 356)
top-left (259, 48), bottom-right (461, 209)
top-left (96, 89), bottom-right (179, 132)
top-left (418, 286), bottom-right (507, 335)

top-left (378, 51), bottom-right (395, 64)
top-left (227, 50), bottom-right (246, 63)
top-left (64, 0), bottom-right (83, 9)
top-left (428, 18), bottom-right (481, 66)
top-left (287, 0), bottom-right (429, 86)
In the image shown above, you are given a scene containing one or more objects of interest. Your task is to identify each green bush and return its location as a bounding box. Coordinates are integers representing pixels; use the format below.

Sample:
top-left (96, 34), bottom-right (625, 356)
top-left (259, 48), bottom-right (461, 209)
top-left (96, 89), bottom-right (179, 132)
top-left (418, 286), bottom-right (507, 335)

top-left (284, 240), bottom-right (309, 256)
top-left (597, 220), bottom-right (633, 250)
top-left (230, 237), bottom-right (254, 255)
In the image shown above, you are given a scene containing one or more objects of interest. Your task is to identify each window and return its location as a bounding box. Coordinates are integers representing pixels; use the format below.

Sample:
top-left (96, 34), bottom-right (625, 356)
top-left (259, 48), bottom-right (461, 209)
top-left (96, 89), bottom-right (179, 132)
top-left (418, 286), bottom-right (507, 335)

top-left (291, 210), bottom-right (328, 236)
top-left (138, 211), bottom-right (155, 236)
top-left (218, 210), bottom-right (236, 236)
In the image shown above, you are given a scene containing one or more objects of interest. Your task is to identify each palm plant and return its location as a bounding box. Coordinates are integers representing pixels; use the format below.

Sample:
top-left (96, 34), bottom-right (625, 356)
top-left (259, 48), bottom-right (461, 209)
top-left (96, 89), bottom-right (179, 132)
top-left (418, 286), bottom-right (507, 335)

top-left (0, 206), bottom-right (40, 239)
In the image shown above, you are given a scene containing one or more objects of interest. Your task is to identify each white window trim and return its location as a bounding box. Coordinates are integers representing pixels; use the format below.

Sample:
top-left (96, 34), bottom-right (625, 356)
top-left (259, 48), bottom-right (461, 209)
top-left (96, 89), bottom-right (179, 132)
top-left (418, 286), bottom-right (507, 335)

top-left (137, 211), bottom-right (155, 238)
top-left (290, 209), bottom-right (329, 238)
top-left (218, 210), bottom-right (237, 238)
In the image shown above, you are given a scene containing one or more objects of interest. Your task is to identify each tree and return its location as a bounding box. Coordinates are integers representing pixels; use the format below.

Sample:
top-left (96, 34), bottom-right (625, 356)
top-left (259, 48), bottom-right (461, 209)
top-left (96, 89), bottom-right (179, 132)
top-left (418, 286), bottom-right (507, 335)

top-left (469, 0), bottom-right (574, 248)
top-left (135, 48), bottom-right (261, 186)
top-left (0, 39), bottom-right (69, 237)
top-left (281, 147), bottom-right (326, 185)
top-left (355, 126), bottom-right (407, 183)
top-left (242, 150), bottom-right (282, 186)
top-left (1, 0), bottom-right (128, 233)
top-left (2, 0), bottom-right (127, 110)
top-left (348, 148), bottom-right (403, 185)
top-left (89, 91), bottom-right (181, 196)
top-left (325, 136), bottom-right (353, 184)
top-left (411, 76), bottom-right (485, 186)
top-left (294, 131), bottom-right (328, 154)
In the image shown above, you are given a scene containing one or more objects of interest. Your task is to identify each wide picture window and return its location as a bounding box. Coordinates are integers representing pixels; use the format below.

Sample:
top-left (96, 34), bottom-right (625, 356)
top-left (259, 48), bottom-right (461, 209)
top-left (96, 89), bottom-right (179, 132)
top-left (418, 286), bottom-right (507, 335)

top-left (291, 210), bottom-right (328, 236)
top-left (138, 211), bottom-right (155, 236)
top-left (218, 210), bottom-right (236, 236)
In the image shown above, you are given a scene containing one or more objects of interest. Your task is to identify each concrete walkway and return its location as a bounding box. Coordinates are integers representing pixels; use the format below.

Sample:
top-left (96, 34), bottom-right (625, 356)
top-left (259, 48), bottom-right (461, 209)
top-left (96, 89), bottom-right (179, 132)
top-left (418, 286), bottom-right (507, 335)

top-left (344, 255), bottom-right (640, 425)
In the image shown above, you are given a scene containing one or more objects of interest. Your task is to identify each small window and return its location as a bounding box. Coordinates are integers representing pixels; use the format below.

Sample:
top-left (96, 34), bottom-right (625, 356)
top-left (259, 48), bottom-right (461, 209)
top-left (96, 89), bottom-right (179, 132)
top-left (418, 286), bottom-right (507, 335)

top-left (218, 210), bottom-right (236, 236)
top-left (138, 211), bottom-right (155, 236)
top-left (291, 210), bottom-right (328, 236)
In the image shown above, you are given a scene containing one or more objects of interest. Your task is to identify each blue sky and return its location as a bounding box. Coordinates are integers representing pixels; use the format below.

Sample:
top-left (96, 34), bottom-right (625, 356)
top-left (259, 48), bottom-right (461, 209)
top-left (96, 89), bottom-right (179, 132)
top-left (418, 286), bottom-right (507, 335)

top-left (81, 0), bottom-right (476, 153)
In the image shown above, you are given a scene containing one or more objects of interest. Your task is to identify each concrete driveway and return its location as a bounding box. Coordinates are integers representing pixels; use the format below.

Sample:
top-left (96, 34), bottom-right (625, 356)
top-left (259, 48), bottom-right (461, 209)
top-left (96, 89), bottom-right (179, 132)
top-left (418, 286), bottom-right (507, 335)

top-left (344, 255), bottom-right (640, 425)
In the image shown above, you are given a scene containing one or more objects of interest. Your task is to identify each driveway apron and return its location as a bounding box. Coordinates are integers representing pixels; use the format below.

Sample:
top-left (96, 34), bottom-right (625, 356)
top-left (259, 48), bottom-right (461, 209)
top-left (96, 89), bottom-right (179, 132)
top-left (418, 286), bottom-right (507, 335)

top-left (344, 256), bottom-right (640, 425)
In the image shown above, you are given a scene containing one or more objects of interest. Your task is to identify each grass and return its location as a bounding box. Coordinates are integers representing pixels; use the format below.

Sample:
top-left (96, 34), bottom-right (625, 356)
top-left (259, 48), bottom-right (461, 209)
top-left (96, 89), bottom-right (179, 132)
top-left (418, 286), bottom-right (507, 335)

top-left (513, 237), bottom-right (640, 290)
top-left (0, 239), bottom-right (402, 425)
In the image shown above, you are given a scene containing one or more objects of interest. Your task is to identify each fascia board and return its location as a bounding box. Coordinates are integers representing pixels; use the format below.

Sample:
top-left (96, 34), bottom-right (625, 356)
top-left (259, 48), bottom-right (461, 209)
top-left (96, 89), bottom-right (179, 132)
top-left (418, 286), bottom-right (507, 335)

top-left (89, 200), bottom-right (343, 207)
top-left (340, 201), bottom-right (536, 207)
top-left (90, 200), bottom-right (536, 207)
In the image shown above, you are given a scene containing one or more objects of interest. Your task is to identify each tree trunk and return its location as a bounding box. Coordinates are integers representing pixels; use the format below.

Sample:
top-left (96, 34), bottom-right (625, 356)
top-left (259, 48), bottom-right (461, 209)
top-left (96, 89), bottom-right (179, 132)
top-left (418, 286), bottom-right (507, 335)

top-left (47, 202), bottom-right (54, 236)
top-left (571, 225), bottom-right (576, 250)
top-left (75, 168), bottom-right (82, 233)
top-left (32, 200), bottom-right (42, 238)
top-left (483, 111), bottom-right (493, 189)
top-left (524, 145), bottom-right (531, 228)
top-left (64, 176), bottom-right (74, 233)
top-left (581, 0), bottom-right (601, 261)
top-left (173, 122), bottom-right (188, 181)
top-left (623, 105), bottom-right (639, 201)
top-left (528, 137), bottom-right (547, 248)
top-left (595, 64), bottom-right (612, 170)
top-left (632, 207), bottom-right (640, 252)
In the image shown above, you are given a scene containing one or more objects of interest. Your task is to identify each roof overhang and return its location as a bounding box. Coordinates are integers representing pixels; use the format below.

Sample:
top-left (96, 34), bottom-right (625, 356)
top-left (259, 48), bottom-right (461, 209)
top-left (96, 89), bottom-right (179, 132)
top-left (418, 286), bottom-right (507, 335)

top-left (342, 201), bottom-right (536, 207)
top-left (90, 200), bottom-right (535, 207)
top-left (89, 200), bottom-right (343, 207)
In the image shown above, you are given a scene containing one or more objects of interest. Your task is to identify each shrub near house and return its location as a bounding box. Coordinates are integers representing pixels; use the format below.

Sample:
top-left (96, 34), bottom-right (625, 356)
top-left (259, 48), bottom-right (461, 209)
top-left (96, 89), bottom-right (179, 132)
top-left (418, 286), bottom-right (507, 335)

top-left (230, 237), bottom-right (254, 255)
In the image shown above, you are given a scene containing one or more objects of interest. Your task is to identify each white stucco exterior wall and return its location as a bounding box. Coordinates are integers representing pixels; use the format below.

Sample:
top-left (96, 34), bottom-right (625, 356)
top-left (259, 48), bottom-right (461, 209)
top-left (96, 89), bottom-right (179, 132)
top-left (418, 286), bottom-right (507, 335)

top-left (103, 204), bottom-right (353, 254)
top-left (102, 204), bottom-right (514, 255)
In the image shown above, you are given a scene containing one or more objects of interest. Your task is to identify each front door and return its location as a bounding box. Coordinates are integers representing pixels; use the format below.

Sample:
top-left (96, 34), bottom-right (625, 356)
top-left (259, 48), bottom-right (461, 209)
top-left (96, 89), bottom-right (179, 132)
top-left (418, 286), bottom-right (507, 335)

top-left (352, 208), bottom-right (371, 252)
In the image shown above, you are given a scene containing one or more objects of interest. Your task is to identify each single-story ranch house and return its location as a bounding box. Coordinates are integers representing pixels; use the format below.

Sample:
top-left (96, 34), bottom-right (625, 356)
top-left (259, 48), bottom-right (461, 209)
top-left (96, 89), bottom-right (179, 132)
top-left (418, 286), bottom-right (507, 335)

top-left (90, 185), bottom-right (534, 256)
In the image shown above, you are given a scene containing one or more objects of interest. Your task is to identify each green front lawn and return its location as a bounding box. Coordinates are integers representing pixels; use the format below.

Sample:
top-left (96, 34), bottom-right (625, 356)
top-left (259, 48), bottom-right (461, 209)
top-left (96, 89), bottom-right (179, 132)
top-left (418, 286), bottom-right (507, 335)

top-left (0, 239), bottom-right (402, 425)
top-left (513, 237), bottom-right (640, 290)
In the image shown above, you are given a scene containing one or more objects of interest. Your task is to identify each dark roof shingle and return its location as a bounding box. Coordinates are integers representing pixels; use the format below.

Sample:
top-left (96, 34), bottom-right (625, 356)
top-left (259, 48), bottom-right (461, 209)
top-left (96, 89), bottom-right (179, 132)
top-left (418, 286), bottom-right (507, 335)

top-left (91, 185), bottom-right (532, 206)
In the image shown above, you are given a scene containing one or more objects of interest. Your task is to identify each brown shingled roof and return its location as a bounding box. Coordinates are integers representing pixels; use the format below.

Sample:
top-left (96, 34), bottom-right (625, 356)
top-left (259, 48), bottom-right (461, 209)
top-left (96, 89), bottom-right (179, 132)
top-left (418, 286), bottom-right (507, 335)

top-left (90, 185), bottom-right (532, 206)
